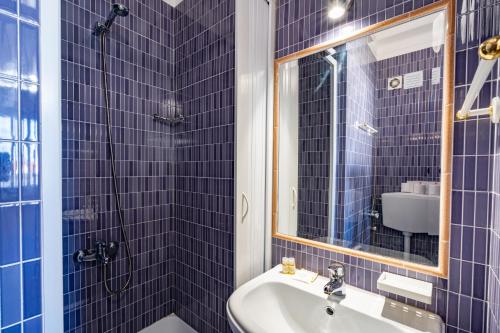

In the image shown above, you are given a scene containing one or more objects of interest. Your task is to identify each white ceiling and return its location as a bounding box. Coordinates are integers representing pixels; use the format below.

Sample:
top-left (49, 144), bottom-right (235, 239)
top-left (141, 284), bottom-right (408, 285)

top-left (367, 12), bottom-right (445, 61)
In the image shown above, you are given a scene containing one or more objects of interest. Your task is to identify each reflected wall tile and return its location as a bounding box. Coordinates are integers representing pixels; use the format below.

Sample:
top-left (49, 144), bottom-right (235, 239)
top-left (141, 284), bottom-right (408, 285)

top-left (0, 203), bottom-right (20, 265)
top-left (23, 316), bottom-right (42, 333)
top-left (22, 202), bottom-right (40, 260)
top-left (23, 260), bottom-right (41, 318)
top-left (0, 265), bottom-right (21, 327)
top-left (0, 14), bottom-right (18, 78)
top-left (20, 82), bottom-right (39, 142)
top-left (21, 142), bottom-right (39, 200)
top-left (0, 78), bottom-right (18, 141)
top-left (19, 22), bottom-right (39, 83)
top-left (20, 0), bottom-right (38, 22)
top-left (1, 325), bottom-right (21, 333)
top-left (0, 142), bottom-right (19, 203)
top-left (0, 0), bottom-right (16, 14)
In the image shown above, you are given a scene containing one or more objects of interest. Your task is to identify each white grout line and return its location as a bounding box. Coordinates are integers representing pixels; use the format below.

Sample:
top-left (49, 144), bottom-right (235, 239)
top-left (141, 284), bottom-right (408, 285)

top-left (0, 314), bottom-right (42, 330)
top-left (0, 257), bottom-right (42, 269)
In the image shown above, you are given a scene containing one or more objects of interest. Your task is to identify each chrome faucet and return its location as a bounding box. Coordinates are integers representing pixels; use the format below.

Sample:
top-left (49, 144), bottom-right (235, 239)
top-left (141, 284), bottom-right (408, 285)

top-left (323, 262), bottom-right (346, 297)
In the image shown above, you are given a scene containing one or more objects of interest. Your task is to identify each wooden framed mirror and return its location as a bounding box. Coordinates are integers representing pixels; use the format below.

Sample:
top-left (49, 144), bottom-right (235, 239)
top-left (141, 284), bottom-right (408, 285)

top-left (272, 0), bottom-right (454, 278)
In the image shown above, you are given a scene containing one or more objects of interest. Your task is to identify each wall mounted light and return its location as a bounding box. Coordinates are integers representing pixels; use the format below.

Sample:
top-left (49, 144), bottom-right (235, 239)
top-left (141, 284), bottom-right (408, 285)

top-left (328, 0), bottom-right (353, 20)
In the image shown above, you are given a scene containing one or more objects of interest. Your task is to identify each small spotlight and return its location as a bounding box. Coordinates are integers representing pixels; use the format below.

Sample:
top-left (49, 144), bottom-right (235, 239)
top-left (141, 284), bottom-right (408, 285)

top-left (328, 0), bottom-right (352, 20)
top-left (328, 6), bottom-right (345, 19)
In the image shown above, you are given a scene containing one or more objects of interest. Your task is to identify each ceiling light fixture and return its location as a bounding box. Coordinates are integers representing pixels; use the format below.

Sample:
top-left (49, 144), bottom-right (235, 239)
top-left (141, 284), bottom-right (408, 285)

top-left (328, 0), bottom-right (353, 20)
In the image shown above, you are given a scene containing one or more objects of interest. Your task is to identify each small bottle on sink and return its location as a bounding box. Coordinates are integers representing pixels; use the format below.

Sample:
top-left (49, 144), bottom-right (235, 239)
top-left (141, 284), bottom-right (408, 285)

top-left (282, 257), bottom-right (290, 274)
top-left (288, 257), bottom-right (296, 274)
top-left (281, 257), bottom-right (296, 274)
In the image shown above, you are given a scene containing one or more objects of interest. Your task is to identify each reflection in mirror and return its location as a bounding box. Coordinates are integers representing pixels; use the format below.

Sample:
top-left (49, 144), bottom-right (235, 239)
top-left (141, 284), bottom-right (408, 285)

top-left (277, 11), bottom-right (446, 267)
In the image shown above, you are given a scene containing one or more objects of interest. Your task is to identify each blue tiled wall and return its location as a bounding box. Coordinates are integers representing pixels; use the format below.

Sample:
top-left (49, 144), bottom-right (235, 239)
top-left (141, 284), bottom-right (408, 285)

top-left (61, 0), bottom-right (234, 332)
top-left (172, 0), bottom-right (235, 332)
top-left (371, 47), bottom-right (443, 263)
top-left (343, 37), bottom-right (376, 245)
top-left (61, 0), bottom-right (177, 332)
top-left (274, 0), bottom-right (500, 331)
top-left (296, 55), bottom-right (332, 239)
top-left (0, 0), bottom-right (42, 332)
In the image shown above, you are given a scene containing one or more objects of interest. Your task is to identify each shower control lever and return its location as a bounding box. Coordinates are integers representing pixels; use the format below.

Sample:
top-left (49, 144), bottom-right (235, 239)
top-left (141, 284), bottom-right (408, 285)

top-left (73, 241), bottom-right (119, 265)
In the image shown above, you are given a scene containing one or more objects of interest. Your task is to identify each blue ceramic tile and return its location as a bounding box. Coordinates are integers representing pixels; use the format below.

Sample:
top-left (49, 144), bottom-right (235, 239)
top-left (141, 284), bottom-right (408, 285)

top-left (23, 316), bottom-right (42, 333)
top-left (21, 143), bottom-right (39, 201)
top-left (0, 78), bottom-right (18, 141)
top-left (22, 203), bottom-right (40, 260)
top-left (474, 192), bottom-right (488, 228)
top-left (458, 295), bottom-right (471, 330)
top-left (471, 299), bottom-right (484, 333)
top-left (462, 226), bottom-right (474, 261)
top-left (473, 263), bottom-right (485, 299)
top-left (0, 265), bottom-right (21, 327)
top-left (1, 324), bottom-right (21, 333)
top-left (0, 204), bottom-right (20, 265)
top-left (20, 23), bottom-right (39, 83)
top-left (463, 156), bottom-right (475, 190)
top-left (20, 0), bottom-right (38, 22)
top-left (20, 82), bottom-right (39, 142)
top-left (454, 51), bottom-right (466, 86)
top-left (0, 0), bottom-right (16, 13)
top-left (0, 142), bottom-right (19, 203)
top-left (0, 14), bottom-right (18, 78)
top-left (23, 260), bottom-right (41, 318)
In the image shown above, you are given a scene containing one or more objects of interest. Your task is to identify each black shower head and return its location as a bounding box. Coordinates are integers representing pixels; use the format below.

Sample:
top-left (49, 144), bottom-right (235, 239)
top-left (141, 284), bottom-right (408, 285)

top-left (92, 3), bottom-right (129, 36)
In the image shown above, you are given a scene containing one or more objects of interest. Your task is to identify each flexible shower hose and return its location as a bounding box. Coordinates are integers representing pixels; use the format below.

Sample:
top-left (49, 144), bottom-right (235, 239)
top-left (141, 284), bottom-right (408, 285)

top-left (99, 31), bottom-right (133, 295)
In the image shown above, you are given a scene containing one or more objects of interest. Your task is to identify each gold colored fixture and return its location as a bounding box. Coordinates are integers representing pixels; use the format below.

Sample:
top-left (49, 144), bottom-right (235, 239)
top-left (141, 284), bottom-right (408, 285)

top-left (456, 35), bottom-right (500, 122)
top-left (456, 104), bottom-right (493, 121)
top-left (479, 35), bottom-right (500, 60)
top-left (272, 0), bottom-right (455, 278)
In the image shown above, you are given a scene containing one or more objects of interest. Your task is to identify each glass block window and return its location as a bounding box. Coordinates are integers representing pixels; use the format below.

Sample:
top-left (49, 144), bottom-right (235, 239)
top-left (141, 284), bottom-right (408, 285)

top-left (0, 0), bottom-right (42, 332)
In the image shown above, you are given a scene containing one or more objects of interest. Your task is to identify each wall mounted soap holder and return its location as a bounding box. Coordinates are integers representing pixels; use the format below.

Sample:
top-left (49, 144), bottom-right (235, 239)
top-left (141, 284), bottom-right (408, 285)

top-left (354, 121), bottom-right (378, 135)
top-left (153, 113), bottom-right (186, 126)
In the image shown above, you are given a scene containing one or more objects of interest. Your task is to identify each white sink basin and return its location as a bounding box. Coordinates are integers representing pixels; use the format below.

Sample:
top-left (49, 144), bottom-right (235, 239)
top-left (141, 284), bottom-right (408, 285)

top-left (227, 266), bottom-right (443, 333)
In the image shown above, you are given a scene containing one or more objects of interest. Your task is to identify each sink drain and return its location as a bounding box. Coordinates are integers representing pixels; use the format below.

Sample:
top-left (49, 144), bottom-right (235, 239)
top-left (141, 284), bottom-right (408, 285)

top-left (325, 306), bottom-right (335, 316)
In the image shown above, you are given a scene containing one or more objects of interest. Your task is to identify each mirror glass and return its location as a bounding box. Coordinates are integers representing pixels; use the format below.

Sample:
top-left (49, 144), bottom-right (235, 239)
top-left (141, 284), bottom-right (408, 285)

top-left (276, 11), bottom-right (447, 267)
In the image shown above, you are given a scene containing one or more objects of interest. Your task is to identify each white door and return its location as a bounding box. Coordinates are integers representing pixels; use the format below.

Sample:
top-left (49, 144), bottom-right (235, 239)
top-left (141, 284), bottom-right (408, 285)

top-left (234, 0), bottom-right (270, 287)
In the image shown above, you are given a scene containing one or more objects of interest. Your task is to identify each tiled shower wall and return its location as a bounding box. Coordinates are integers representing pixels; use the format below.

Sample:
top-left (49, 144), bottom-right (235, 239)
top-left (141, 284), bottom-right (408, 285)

top-left (62, 0), bottom-right (235, 332)
top-left (0, 0), bottom-right (42, 331)
top-left (343, 37), bottom-right (376, 245)
top-left (274, 0), bottom-right (499, 331)
top-left (296, 55), bottom-right (331, 239)
top-left (61, 0), bottom-right (177, 331)
top-left (172, 0), bottom-right (235, 332)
